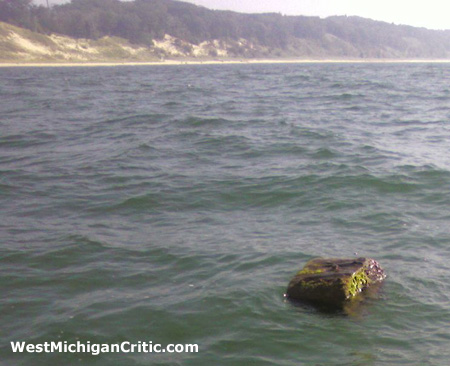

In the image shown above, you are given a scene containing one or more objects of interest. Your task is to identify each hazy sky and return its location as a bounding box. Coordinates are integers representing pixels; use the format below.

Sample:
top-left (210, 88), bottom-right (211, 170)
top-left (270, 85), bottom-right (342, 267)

top-left (35, 0), bottom-right (450, 30)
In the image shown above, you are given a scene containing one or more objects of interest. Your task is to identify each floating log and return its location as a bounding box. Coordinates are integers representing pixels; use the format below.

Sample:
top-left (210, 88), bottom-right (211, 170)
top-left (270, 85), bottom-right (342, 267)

top-left (286, 257), bottom-right (386, 309)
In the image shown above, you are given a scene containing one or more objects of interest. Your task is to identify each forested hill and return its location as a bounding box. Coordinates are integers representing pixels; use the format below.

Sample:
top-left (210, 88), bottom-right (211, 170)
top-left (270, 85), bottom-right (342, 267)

top-left (2, 0), bottom-right (450, 59)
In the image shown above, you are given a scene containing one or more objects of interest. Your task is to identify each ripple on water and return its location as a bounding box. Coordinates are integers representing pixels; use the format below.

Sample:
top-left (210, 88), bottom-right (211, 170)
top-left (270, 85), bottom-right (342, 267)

top-left (2, 63), bottom-right (450, 366)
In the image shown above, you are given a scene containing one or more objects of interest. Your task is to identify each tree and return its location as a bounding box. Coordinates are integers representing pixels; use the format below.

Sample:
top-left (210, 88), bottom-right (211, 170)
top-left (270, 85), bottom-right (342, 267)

top-left (0, 0), bottom-right (33, 27)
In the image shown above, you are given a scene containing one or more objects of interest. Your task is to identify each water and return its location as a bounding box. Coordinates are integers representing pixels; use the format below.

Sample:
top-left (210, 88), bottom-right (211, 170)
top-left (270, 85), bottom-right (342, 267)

top-left (1, 62), bottom-right (450, 365)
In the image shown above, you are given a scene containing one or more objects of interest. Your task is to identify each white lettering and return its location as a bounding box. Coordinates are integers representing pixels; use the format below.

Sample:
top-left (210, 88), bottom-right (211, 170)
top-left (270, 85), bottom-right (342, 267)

top-left (121, 341), bottom-right (130, 353)
top-left (175, 344), bottom-right (184, 353)
top-left (77, 341), bottom-right (86, 353)
top-left (51, 341), bottom-right (62, 352)
top-left (10, 342), bottom-right (25, 353)
top-left (186, 343), bottom-right (199, 353)
top-left (111, 343), bottom-right (120, 352)
top-left (26, 344), bottom-right (35, 353)
top-left (67, 343), bottom-right (76, 353)
top-left (35, 344), bottom-right (43, 353)
top-left (9, 340), bottom-right (199, 354)
top-left (91, 344), bottom-right (100, 356)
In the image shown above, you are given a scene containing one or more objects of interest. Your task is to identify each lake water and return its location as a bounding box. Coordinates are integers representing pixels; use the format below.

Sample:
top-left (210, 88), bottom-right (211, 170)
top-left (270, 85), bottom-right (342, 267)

top-left (1, 62), bottom-right (450, 365)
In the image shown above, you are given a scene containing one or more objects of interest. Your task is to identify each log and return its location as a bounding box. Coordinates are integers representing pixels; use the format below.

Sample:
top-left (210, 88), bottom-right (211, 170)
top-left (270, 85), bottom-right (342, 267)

top-left (286, 257), bottom-right (386, 309)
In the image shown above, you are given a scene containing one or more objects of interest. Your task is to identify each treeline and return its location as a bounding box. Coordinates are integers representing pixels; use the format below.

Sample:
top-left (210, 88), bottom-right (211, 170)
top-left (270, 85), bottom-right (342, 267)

top-left (0, 0), bottom-right (292, 46)
top-left (2, 0), bottom-right (450, 57)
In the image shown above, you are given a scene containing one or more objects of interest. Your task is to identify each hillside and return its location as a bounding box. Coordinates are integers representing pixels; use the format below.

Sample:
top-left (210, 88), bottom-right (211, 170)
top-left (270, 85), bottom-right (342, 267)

top-left (2, 0), bottom-right (450, 62)
top-left (0, 21), bottom-right (152, 62)
top-left (0, 21), bottom-right (248, 63)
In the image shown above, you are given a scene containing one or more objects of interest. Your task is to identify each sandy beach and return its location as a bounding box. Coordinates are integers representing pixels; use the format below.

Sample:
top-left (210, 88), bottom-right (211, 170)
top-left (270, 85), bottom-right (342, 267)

top-left (2, 58), bottom-right (450, 67)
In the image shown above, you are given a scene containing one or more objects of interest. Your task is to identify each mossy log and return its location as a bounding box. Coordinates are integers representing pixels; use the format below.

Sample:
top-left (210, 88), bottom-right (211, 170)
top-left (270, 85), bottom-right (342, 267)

top-left (286, 257), bottom-right (386, 309)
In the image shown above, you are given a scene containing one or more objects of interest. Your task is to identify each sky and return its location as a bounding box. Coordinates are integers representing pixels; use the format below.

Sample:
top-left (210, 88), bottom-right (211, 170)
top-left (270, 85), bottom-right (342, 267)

top-left (34, 0), bottom-right (450, 30)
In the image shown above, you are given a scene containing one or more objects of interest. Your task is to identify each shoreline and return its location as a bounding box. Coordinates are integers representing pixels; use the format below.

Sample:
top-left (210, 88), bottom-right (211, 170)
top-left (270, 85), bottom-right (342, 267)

top-left (2, 58), bottom-right (450, 67)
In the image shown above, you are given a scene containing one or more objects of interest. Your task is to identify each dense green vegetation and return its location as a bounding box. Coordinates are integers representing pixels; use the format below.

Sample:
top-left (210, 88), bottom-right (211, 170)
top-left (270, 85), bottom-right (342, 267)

top-left (2, 0), bottom-right (450, 58)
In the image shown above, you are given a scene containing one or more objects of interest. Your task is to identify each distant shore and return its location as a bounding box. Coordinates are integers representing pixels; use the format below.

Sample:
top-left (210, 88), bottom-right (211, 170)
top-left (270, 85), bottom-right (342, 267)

top-left (2, 58), bottom-right (450, 67)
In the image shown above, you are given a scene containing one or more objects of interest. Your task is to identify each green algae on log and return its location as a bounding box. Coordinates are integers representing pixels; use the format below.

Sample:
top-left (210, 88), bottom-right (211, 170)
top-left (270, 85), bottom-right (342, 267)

top-left (286, 257), bottom-right (386, 309)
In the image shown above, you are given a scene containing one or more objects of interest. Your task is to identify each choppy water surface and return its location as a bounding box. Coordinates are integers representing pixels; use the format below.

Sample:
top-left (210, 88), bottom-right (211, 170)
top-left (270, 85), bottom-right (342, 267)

top-left (1, 63), bottom-right (450, 365)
